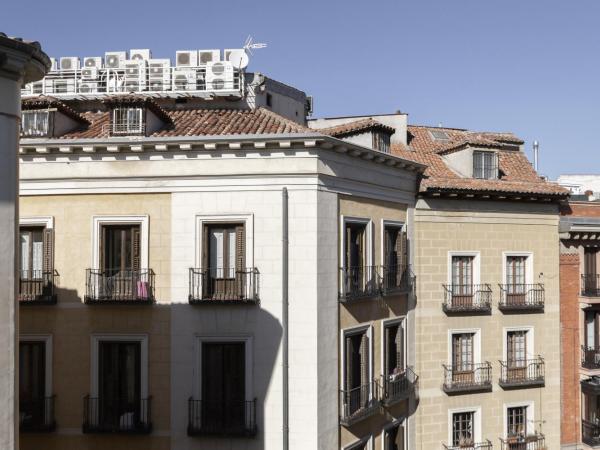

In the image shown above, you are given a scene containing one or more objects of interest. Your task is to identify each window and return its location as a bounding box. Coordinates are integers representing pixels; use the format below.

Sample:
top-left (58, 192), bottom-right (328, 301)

top-left (429, 129), bottom-right (450, 141)
top-left (383, 421), bottom-right (405, 450)
top-left (583, 391), bottom-right (600, 423)
top-left (585, 310), bottom-right (600, 349)
top-left (20, 341), bottom-right (47, 429)
top-left (19, 226), bottom-right (54, 301)
top-left (373, 132), bottom-right (391, 153)
top-left (383, 224), bottom-right (408, 290)
top-left (20, 227), bottom-right (45, 279)
top-left (266, 93), bottom-right (273, 107)
top-left (507, 406), bottom-right (527, 437)
top-left (451, 255), bottom-right (474, 304)
top-left (506, 331), bottom-right (527, 381)
top-left (342, 327), bottom-right (371, 415)
top-left (101, 225), bottom-right (140, 274)
top-left (473, 151), bottom-right (497, 179)
top-left (21, 110), bottom-right (51, 137)
top-left (112, 107), bottom-right (144, 135)
top-left (585, 248), bottom-right (598, 276)
top-left (451, 333), bottom-right (475, 385)
top-left (452, 411), bottom-right (474, 446)
top-left (383, 320), bottom-right (405, 378)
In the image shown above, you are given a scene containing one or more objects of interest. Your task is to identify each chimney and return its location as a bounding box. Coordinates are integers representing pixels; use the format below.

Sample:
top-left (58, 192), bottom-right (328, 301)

top-left (533, 140), bottom-right (539, 172)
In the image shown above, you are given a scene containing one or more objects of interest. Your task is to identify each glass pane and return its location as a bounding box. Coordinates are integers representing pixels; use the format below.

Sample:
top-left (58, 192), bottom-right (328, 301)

top-left (32, 230), bottom-right (44, 274)
top-left (20, 232), bottom-right (30, 274)
top-left (227, 229), bottom-right (236, 278)
top-left (210, 230), bottom-right (224, 277)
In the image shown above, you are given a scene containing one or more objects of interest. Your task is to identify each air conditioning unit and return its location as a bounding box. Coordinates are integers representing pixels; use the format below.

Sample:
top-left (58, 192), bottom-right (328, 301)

top-left (83, 57), bottom-right (103, 68)
top-left (59, 57), bottom-right (80, 71)
top-left (223, 49), bottom-right (249, 69)
top-left (79, 82), bottom-right (99, 94)
top-left (130, 49), bottom-right (152, 61)
top-left (148, 59), bottom-right (171, 91)
top-left (105, 51), bottom-right (127, 69)
top-left (206, 61), bottom-right (234, 91)
top-left (124, 60), bottom-right (146, 92)
top-left (52, 79), bottom-right (76, 94)
top-left (173, 68), bottom-right (197, 91)
top-left (176, 50), bottom-right (198, 67)
top-left (81, 67), bottom-right (99, 80)
top-left (198, 49), bottom-right (220, 65)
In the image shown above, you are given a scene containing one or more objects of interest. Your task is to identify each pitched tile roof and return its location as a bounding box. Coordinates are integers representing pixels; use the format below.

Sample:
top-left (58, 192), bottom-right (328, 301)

top-left (392, 125), bottom-right (568, 199)
top-left (22, 96), bottom-right (90, 125)
top-left (52, 106), bottom-right (314, 140)
top-left (318, 118), bottom-right (395, 137)
top-left (102, 95), bottom-right (173, 124)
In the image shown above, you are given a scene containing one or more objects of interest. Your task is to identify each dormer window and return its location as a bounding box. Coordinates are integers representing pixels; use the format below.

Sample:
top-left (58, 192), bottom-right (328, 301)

top-left (373, 131), bottom-right (391, 153)
top-left (21, 110), bottom-right (52, 137)
top-left (111, 107), bottom-right (144, 135)
top-left (473, 151), bottom-right (498, 179)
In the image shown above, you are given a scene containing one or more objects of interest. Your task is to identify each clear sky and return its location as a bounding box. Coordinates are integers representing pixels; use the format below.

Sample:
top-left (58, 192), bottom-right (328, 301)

top-left (2, 0), bottom-right (597, 179)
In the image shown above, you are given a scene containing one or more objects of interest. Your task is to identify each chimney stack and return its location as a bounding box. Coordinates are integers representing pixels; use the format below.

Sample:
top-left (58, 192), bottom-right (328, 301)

top-left (533, 140), bottom-right (539, 172)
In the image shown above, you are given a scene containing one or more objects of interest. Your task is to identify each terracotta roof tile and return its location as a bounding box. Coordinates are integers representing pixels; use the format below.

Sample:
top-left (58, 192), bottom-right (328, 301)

top-left (22, 95), bottom-right (90, 125)
top-left (318, 118), bottom-right (395, 137)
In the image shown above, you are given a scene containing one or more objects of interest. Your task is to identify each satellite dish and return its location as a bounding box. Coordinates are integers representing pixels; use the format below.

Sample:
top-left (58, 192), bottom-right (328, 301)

top-left (226, 49), bottom-right (249, 69)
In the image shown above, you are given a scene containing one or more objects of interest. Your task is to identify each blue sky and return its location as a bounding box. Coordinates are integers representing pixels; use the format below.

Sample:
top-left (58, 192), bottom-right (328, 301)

top-left (3, 0), bottom-right (597, 179)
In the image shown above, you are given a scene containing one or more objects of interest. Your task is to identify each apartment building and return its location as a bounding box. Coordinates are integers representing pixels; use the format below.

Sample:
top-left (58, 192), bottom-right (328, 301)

top-left (559, 194), bottom-right (600, 449)
top-left (16, 49), bottom-right (423, 450)
top-left (391, 126), bottom-right (568, 449)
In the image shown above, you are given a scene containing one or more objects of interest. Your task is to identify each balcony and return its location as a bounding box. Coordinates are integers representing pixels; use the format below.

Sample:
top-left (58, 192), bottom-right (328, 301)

top-left (498, 284), bottom-right (544, 312)
top-left (443, 440), bottom-right (493, 450)
top-left (583, 419), bottom-right (600, 447)
top-left (84, 269), bottom-right (154, 304)
top-left (499, 433), bottom-right (546, 450)
top-left (339, 266), bottom-right (381, 302)
top-left (381, 264), bottom-right (414, 295)
top-left (20, 396), bottom-right (56, 432)
top-left (442, 284), bottom-right (492, 314)
top-left (339, 381), bottom-right (380, 426)
top-left (187, 398), bottom-right (257, 437)
top-left (18, 270), bottom-right (58, 304)
top-left (82, 396), bottom-right (152, 434)
top-left (189, 267), bottom-right (259, 304)
top-left (582, 274), bottom-right (600, 297)
top-left (499, 357), bottom-right (545, 389)
top-left (380, 367), bottom-right (418, 406)
top-left (582, 346), bottom-right (600, 370)
top-left (443, 362), bottom-right (493, 394)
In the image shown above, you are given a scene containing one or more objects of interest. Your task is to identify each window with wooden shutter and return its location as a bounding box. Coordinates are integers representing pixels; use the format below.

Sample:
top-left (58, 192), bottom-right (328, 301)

top-left (343, 330), bottom-right (369, 414)
top-left (100, 225), bottom-right (141, 273)
top-left (507, 406), bottom-right (527, 436)
top-left (202, 223), bottom-right (245, 300)
top-left (507, 330), bottom-right (527, 369)
top-left (384, 322), bottom-right (404, 376)
top-left (19, 226), bottom-right (45, 279)
top-left (451, 256), bottom-right (474, 303)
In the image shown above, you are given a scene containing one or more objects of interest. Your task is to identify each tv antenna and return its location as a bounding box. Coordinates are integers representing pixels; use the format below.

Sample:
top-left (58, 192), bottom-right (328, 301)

top-left (243, 36), bottom-right (267, 55)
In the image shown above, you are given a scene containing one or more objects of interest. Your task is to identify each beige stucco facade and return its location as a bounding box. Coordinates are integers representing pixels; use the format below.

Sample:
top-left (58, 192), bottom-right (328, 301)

top-left (413, 198), bottom-right (561, 449)
top-left (19, 193), bottom-right (171, 450)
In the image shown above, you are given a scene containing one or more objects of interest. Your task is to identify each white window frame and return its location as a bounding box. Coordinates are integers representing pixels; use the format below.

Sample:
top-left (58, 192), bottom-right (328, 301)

top-left (472, 149), bottom-right (498, 179)
top-left (448, 328), bottom-right (482, 366)
top-left (503, 326), bottom-right (535, 361)
top-left (91, 215), bottom-right (149, 270)
top-left (381, 317), bottom-right (406, 376)
top-left (112, 106), bottom-right (144, 135)
top-left (447, 406), bottom-right (482, 446)
top-left (193, 335), bottom-right (254, 402)
top-left (20, 216), bottom-right (54, 229)
top-left (340, 216), bottom-right (374, 291)
top-left (19, 334), bottom-right (53, 397)
top-left (195, 214), bottom-right (254, 269)
top-left (343, 434), bottom-right (373, 450)
top-left (381, 417), bottom-right (407, 450)
top-left (502, 251), bottom-right (534, 285)
top-left (380, 220), bottom-right (406, 267)
top-left (90, 334), bottom-right (149, 399)
top-left (340, 324), bottom-right (373, 397)
top-left (503, 400), bottom-right (535, 437)
top-left (447, 251), bottom-right (481, 286)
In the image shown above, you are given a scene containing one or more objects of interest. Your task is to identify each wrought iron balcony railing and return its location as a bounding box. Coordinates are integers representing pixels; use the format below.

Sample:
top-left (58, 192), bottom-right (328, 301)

top-left (339, 266), bottom-right (381, 302)
top-left (582, 345), bottom-right (600, 370)
top-left (83, 396), bottom-right (152, 434)
top-left (339, 380), bottom-right (380, 426)
top-left (18, 270), bottom-right (58, 304)
top-left (380, 367), bottom-right (418, 406)
top-left (187, 398), bottom-right (257, 436)
top-left (583, 419), bottom-right (600, 446)
top-left (582, 274), bottom-right (600, 297)
top-left (499, 433), bottom-right (546, 450)
top-left (85, 269), bottom-right (154, 304)
top-left (381, 264), bottom-right (414, 295)
top-left (442, 284), bottom-right (492, 314)
top-left (499, 357), bottom-right (545, 388)
top-left (498, 284), bottom-right (544, 311)
top-left (20, 396), bottom-right (56, 432)
top-left (443, 439), bottom-right (493, 450)
top-left (443, 362), bottom-right (493, 394)
top-left (189, 267), bottom-right (259, 304)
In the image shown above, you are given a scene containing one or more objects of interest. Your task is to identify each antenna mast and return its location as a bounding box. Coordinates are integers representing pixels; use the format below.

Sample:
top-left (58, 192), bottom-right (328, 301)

top-left (243, 36), bottom-right (267, 55)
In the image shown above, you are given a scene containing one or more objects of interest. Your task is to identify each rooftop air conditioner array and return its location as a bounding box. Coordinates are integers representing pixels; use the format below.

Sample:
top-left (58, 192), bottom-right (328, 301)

top-left (59, 57), bottom-right (80, 71)
top-left (206, 61), bottom-right (234, 90)
top-left (105, 51), bottom-right (127, 69)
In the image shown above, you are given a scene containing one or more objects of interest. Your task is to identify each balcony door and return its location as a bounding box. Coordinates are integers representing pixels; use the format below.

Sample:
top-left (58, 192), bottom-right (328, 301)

top-left (344, 331), bottom-right (369, 415)
top-left (507, 406), bottom-right (528, 439)
top-left (100, 225), bottom-right (140, 299)
top-left (384, 225), bottom-right (407, 289)
top-left (451, 256), bottom-right (474, 307)
top-left (452, 333), bottom-right (474, 384)
top-left (99, 341), bottom-right (141, 430)
top-left (19, 226), bottom-right (53, 300)
top-left (507, 331), bottom-right (527, 381)
top-left (345, 223), bottom-right (367, 294)
top-left (585, 248), bottom-right (599, 294)
top-left (384, 321), bottom-right (405, 378)
top-left (19, 341), bottom-right (46, 428)
top-left (506, 256), bottom-right (527, 305)
top-left (202, 342), bottom-right (246, 432)
top-left (202, 224), bottom-right (245, 300)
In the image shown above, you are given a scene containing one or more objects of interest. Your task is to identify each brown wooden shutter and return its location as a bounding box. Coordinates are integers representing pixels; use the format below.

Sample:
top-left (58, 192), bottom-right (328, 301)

top-left (345, 336), bottom-right (353, 391)
top-left (398, 230), bottom-right (408, 269)
top-left (100, 226), bottom-right (106, 271)
top-left (42, 228), bottom-right (54, 275)
top-left (132, 227), bottom-right (141, 271)
top-left (202, 225), bottom-right (210, 269)
top-left (235, 224), bottom-right (245, 271)
top-left (359, 333), bottom-right (368, 398)
top-left (384, 326), bottom-right (391, 376)
top-left (395, 324), bottom-right (404, 371)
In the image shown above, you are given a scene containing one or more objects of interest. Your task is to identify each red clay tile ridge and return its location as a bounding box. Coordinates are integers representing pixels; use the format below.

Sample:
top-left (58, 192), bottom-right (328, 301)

top-left (318, 118), bottom-right (396, 137)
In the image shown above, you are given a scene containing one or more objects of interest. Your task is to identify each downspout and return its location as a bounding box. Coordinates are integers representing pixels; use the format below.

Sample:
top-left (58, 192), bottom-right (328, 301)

top-left (282, 187), bottom-right (289, 450)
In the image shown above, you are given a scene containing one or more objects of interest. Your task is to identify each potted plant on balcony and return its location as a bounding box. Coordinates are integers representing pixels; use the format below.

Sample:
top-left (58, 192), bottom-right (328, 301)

top-left (457, 435), bottom-right (474, 448)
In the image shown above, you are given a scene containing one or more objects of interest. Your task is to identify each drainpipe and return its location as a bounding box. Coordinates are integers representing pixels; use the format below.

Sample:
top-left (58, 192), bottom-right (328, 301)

top-left (282, 187), bottom-right (289, 450)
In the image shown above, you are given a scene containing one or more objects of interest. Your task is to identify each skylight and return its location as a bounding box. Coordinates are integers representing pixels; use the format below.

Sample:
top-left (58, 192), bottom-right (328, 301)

top-left (430, 129), bottom-right (450, 141)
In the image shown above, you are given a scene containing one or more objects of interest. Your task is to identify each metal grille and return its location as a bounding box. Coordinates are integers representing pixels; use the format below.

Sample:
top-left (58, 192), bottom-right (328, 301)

top-left (473, 151), bottom-right (498, 179)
